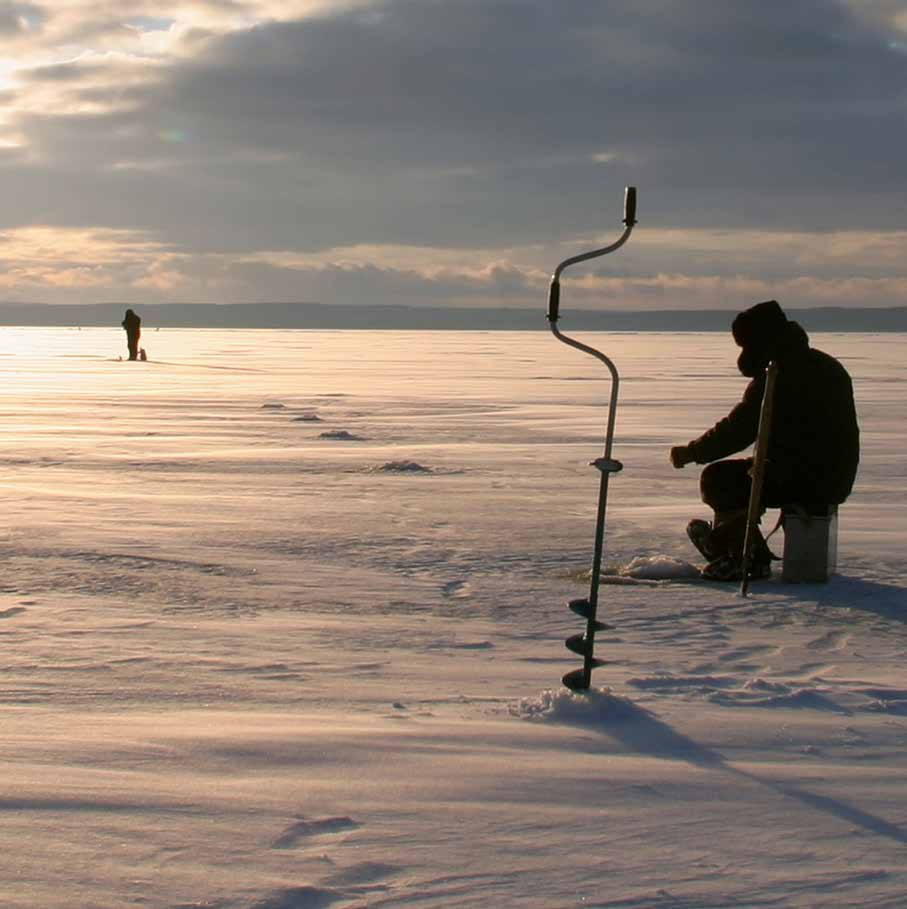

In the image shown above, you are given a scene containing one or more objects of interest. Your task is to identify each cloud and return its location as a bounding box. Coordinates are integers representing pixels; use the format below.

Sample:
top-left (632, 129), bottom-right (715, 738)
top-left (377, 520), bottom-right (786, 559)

top-left (1, 222), bottom-right (904, 312)
top-left (0, 0), bottom-right (905, 305)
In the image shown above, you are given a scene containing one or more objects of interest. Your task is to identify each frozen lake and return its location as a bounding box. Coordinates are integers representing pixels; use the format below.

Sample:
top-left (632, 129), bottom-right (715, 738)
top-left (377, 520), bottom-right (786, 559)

top-left (0, 326), bottom-right (905, 908)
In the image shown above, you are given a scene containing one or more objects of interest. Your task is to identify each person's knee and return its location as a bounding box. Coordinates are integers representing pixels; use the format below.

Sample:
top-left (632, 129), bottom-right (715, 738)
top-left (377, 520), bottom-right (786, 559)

top-left (699, 462), bottom-right (726, 507)
top-left (699, 460), bottom-right (750, 512)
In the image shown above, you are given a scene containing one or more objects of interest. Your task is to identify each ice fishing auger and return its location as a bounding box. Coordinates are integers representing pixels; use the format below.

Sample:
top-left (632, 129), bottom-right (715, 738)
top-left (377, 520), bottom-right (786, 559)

top-left (547, 187), bottom-right (637, 692)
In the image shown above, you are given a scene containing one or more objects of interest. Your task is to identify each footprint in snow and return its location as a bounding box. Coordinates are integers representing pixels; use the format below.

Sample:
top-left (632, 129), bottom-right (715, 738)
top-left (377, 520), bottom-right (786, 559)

top-left (261, 402), bottom-right (286, 409)
top-left (625, 674), bottom-right (736, 694)
top-left (428, 639), bottom-right (494, 651)
top-left (293, 414), bottom-right (323, 422)
top-left (319, 430), bottom-right (366, 441)
top-left (708, 688), bottom-right (848, 712)
top-left (806, 630), bottom-right (850, 652)
top-left (324, 861), bottom-right (400, 886)
top-left (441, 579), bottom-right (470, 599)
top-left (0, 606), bottom-right (26, 619)
top-left (374, 460), bottom-right (432, 473)
top-left (249, 885), bottom-right (341, 909)
top-left (271, 816), bottom-right (360, 849)
top-left (863, 691), bottom-right (907, 715)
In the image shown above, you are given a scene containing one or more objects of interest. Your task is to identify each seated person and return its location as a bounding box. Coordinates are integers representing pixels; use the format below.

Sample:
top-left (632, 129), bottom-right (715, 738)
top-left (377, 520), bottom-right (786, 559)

top-left (670, 300), bottom-right (859, 581)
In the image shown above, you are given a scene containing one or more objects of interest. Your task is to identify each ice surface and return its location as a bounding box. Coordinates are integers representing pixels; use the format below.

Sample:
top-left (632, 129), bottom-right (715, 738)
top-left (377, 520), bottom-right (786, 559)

top-left (0, 327), bottom-right (905, 908)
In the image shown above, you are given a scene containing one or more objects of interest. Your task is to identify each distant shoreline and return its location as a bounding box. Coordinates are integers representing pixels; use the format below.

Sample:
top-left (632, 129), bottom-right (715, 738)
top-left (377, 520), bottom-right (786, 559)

top-left (0, 301), bottom-right (905, 332)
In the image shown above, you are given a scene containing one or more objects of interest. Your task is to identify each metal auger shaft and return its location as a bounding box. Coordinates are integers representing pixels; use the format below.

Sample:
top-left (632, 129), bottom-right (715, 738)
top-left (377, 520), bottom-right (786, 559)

top-left (547, 187), bottom-right (637, 692)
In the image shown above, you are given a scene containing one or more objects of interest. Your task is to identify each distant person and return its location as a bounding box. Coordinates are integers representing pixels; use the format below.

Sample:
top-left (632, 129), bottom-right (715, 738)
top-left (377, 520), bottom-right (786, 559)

top-left (669, 300), bottom-right (859, 581)
top-left (121, 308), bottom-right (141, 361)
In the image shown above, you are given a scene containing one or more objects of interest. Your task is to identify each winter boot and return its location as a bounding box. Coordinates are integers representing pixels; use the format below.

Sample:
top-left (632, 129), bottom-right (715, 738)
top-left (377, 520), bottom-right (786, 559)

top-left (701, 555), bottom-right (772, 582)
top-left (686, 519), bottom-right (723, 561)
top-left (698, 509), bottom-right (776, 582)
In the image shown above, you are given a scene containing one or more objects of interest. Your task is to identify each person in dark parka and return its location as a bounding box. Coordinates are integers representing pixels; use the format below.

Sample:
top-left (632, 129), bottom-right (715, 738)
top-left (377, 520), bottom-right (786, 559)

top-left (122, 308), bottom-right (141, 361)
top-left (670, 300), bottom-right (859, 581)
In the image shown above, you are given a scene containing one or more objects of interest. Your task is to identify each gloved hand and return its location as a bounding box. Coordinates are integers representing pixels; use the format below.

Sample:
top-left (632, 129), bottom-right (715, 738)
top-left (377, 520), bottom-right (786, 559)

top-left (670, 445), bottom-right (694, 469)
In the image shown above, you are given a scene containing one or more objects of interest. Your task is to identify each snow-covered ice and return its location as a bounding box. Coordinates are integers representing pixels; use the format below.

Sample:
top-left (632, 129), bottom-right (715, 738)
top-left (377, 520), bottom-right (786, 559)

top-left (612, 554), bottom-right (701, 580)
top-left (0, 326), bottom-right (905, 908)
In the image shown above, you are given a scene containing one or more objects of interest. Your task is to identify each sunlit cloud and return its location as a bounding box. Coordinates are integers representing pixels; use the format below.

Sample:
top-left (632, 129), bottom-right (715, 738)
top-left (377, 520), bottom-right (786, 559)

top-left (0, 222), bottom-right (903, 312)
top-left (609, 228), bottom-right (907, 271)
top-left (0, 225), bottom-right (170, 261)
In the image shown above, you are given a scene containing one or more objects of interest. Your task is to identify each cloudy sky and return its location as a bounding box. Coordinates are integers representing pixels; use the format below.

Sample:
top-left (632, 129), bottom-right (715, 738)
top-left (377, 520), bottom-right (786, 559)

top-left (0, 0), bottom-right (905, 310)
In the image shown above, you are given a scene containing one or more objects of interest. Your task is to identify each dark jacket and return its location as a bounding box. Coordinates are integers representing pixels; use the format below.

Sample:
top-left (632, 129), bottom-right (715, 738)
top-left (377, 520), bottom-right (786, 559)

top-left (122, 310), bottom-right (141, 336)
top-left (686, 320), bottom-right (859, 505)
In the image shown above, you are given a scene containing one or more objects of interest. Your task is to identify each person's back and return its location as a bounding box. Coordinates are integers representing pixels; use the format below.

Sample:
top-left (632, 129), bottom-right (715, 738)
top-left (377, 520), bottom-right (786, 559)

top-left (121, 309), bottom-right (141, 361)
top-left (768, 327), bottom-right (858, 506)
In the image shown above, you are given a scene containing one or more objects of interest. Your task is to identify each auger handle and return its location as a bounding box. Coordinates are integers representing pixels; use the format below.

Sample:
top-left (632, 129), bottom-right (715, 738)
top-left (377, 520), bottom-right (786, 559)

top-left (547, 186), bottom-right (637, 323)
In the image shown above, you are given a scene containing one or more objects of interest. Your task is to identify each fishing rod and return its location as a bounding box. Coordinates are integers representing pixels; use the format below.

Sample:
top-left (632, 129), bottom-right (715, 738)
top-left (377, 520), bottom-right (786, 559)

top-left (740, 360), bottom-right (779, 596)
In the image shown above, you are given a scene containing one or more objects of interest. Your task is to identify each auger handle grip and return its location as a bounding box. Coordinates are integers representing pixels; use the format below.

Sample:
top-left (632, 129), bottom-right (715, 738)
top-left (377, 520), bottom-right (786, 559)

top-left (547, 279), bottom-right (561, 322)
top-left (624, 186), bottom-right (637, 226)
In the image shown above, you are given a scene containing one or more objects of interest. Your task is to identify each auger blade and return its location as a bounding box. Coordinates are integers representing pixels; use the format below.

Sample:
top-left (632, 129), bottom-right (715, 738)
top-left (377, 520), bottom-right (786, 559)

top-left (562, 660), bottom-right (606, 692)
top-left (562, 669), bottom-right (589, 691)
top-left (567, 598), bottom-right (614, 631)
top-left (565, 633), bottom-right (590, 656)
